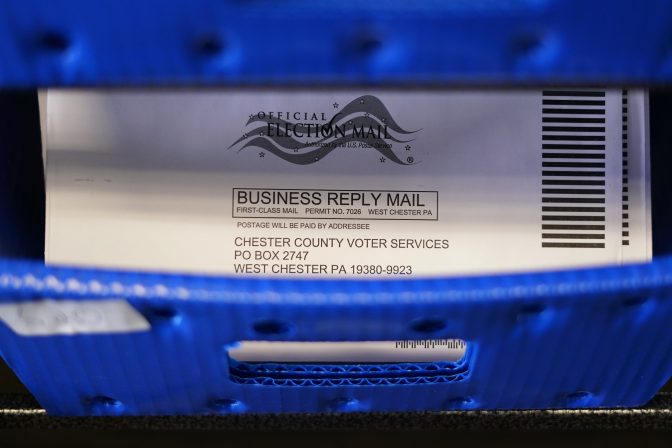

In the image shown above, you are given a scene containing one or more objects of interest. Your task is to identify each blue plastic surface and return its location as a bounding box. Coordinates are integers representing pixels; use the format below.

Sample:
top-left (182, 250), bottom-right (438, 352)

top-left (1, 0), bottom-right (672, 87)
top-left (0, 257), bottom-right (671, 415)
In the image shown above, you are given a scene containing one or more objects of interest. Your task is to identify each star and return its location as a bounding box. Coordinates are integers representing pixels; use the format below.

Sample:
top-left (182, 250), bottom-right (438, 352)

top-left (333, 102), bottom-right (339, 108)
top-left (348, 120), bottom-right (353, 125)
top-left (259, 152), bottom-right (265, 158)
top-left (249, 114), bottom-right (255, 119)
top-left (379, 157), bottom-right (386, 163)
top-left (360, 98), bottom-right (365, 104)
top-left (259, 131), bottom-right (265, 136)
top-left (381, 117), bottom-right (386, 123)
top-left (364, 112), bottom-right (370, 117)
top-left (405, 145), bottom-right (411, 151)
top-left (314, 156), bottom-right (320, 161)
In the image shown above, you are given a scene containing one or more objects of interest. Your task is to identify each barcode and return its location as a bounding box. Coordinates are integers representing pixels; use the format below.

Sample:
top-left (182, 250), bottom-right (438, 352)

top-left (394, 339), bottom-right (467, 350)
top-left (622, 90), bottom-right (630, 246)
top-left (541, 90), bottom-right (607, 248)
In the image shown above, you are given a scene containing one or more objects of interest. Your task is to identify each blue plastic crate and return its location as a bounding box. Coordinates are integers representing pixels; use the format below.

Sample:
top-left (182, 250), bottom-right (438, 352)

top-left (1, 0), bottom-right (672, 86)
top-left (1, 1), bottom-right (672, 415)
top-left (0, 247), bottom-right (671, 415)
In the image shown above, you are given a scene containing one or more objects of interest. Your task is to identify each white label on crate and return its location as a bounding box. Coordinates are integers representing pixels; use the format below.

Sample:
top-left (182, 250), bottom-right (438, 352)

top-left (229, 340), bottom-right (467, 363)
top-left (43, 89), bottom-right (651, 277)
top-left (0, 299), bottom-right (150, 336)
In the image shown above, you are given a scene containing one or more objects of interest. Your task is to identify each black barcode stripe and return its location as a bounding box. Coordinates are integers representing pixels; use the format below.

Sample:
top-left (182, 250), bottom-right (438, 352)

top-left (543, 117), bottom-right (605, 123)
top-left (542, 126), bottom-right (605, 132)
top-left (542, 206), bottom-right (605, 213)
top-left (542, 153), bottom-right (605, 159)
top-left (542, 89), bottom-right (607, 248)
top-left (542, 189), bottom-right (605, 195)
top-left (542, 90), bottom-right (606, 97)
top-left (542, 179), bottom-right (605, 186)
top-left (542, 99), bottom-right (606, 106)
top-left (542, 215), bottom-right (605, 221)
top-left (543, 197), bottom-right (604, 204)
top-left (542, 144), bottom-right (605, 150)
top-left (542, 233), bottom-right (605, 239)
top-left (542, 242), bottom-right (606, 248)
top-left (622, 90), bottom-right (629, 246)
top-left (542, 170), bottom-right (605, 177)
top-left (542, 224), bottom-right (605, 230)
top-left (542, 135), bottom-right (605, 141)
top-left (543, 108), bottom-right (605, 115)
top-left (542, 162), bottom-right (605, 168)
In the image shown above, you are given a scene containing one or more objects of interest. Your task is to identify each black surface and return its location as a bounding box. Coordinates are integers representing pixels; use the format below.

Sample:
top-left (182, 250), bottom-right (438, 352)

top-left (1, 393), bottom-right (672, 448)
top-left (1, 392), bottom-right (672, 432)
top-left (649, 89), bottom-right (672, 257)
top-left (0, 91), bottom-right (45, 260)
top-left (0, 430), bottom-right (671, 448)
